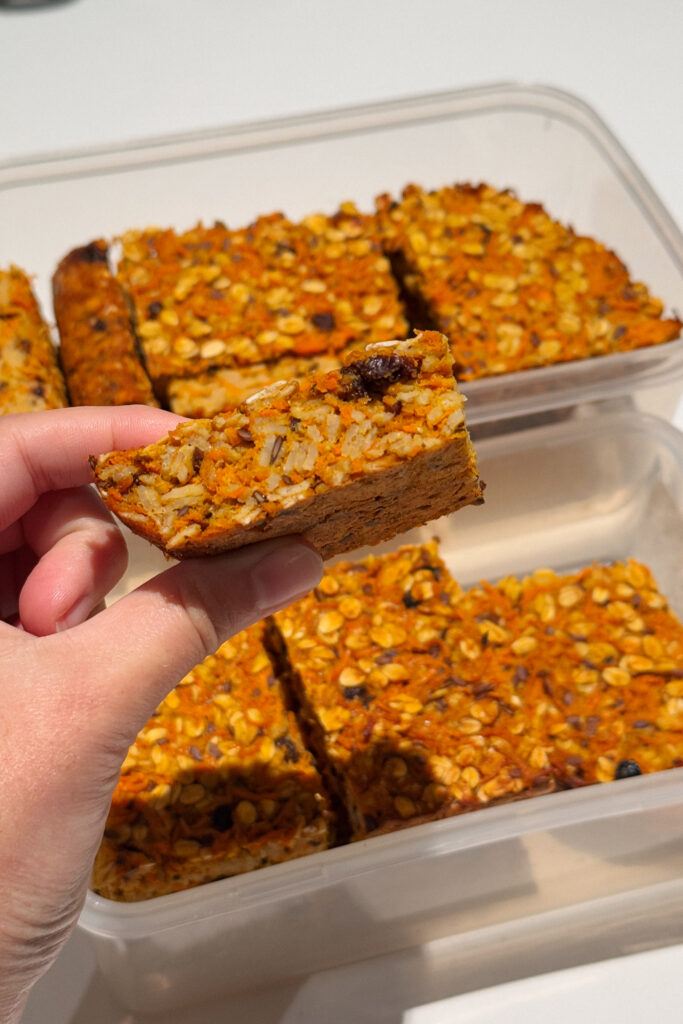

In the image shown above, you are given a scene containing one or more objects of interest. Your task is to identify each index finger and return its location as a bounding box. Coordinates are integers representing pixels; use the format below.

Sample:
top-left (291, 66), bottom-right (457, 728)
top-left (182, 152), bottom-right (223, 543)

top-left (0, 405), bottom-right (182, 531)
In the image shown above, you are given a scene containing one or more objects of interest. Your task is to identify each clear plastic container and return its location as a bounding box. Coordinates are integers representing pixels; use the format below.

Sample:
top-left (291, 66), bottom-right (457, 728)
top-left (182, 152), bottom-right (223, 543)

top-left (0, 83), bottom-right (681, 424)
top-left (79, 407), bottom-right (683, 1013)
top-left (4, 84), bottom-right (683, 1012)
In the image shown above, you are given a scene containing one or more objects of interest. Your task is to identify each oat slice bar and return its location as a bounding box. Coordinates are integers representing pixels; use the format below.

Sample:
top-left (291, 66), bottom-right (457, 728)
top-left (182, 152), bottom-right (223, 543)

top-left (91, 331), bottom-right (483, 560)
top-left (0, 266), bottom-right (68, 414)
top-left (493, 562), bottom-right (683, 786)
top-left (52, 241), bottom-right (158, 407)
top-left (93, 623), bottom-right (333, 901)
top-left (167, 353), bottom-right (341, 418)
top-left (273, 544), bottom-right (554, 841)
top-left (117, 205), bottom-right (407, 395)
top-left (376, 183), bottom-right (681, 380)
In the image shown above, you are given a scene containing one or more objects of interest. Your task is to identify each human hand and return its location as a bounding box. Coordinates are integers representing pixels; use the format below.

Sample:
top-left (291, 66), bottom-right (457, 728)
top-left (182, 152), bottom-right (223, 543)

top-left (0, 406), bottom-right (323, 1023)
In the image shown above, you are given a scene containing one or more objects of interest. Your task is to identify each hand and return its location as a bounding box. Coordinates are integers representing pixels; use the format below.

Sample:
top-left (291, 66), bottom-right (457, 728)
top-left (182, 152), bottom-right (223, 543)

top-left (0, 406), bottom-right (323, 1023)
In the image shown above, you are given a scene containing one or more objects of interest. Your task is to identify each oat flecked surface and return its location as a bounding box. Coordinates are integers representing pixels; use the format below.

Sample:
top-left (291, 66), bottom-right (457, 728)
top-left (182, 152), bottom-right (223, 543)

top-left (93, 623), bottom-right (333, 901)
top-left (376, 183), bottom-right (682, 379)
top-left (117, 204), bottom-right (408, 393)
top-left (91, 331), bottom-right (483, 560)
top-left (276, 547), bottom-right (683, 839)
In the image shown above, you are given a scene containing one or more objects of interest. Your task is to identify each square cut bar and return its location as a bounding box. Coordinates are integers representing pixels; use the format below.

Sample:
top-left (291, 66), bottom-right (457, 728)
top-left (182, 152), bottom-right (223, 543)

top-left (0, 266), bottom-right (68, 414)
top-left (92, 623), bottom-right (333, 901)
top-left (474, 561), bottom-right (683, 787)
top-left (273, 547), bottom-right (683, 840)
top-left (167, 353), bottom-right (342, 418)
top-left (272, 543), bottom-right (555, 840)
top-left (117, 204), bottom-right (408, 396)
top-left (90, 331), bottom-right (483, 560)
top-left (52, 241), bottom-right (158, 407)
top-left (376, 183), bottom-right (682, 380)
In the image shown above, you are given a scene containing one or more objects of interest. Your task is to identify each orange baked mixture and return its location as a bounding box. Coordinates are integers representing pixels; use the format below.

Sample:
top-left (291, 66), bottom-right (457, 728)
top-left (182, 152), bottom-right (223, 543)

top-left (0, 266), bottom-right (67, 414)
top-left (52, 241), bottom-right (158, 407)
top-left (93, 623), bottom-right (333, 901)
top-left (376, 183), bottom-right (682, 380)
top-left (90, 332), bottom-right (483, 560)
top-left (273, 543), bottom-right (554, 840)
top-left (116, 205), bottom-right (408, 396)
top-left (478, 561), bottom-right (683, 786)
top-left (167, 353), bottom-right (341, 418)
top-left (94, 545), bottom-right (683, 900)
top-left (275, 545), bottom-right (683, 840)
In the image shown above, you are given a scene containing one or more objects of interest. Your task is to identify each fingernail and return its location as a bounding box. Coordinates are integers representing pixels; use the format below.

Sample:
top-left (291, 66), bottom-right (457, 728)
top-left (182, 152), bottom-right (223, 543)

top-left (251, 542), bottom-right (323, 613)
top-left (55, 596), bottom-right (93, 632)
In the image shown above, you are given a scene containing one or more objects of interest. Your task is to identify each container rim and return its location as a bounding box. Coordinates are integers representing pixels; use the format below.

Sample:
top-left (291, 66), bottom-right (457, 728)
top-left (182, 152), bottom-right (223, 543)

top-left (1, 81), bottom-right (681, 273)
top-left (81, 764), bottom-right (683, 938)
top-left (474, 405), bottom-right (683, 460)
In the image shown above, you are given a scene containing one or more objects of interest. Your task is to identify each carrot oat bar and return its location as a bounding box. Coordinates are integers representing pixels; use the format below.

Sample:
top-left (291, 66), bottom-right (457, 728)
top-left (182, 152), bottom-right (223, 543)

top-left (376, 183), bottom-right (682, 379)
top-left (93, 623), bottom-right (333, 901)
top-left (117, 205), bottom-right (407, 395)
top-left (90, 331), bottom-right (483, 560)
top-left (167, 353), bottom-right (341, 418)
top-left (488, 561), bottom-right (683, 786)
top-left (272, 543), bottom-right (554, 840)
top-left (419, 559), bottom-right (683, 788)
top-left (274, 548), bottom-right (683, 840)
top-left (52, 241), bottom-right (158, 407)
top-left (0, 266), bottom-right (68, 414)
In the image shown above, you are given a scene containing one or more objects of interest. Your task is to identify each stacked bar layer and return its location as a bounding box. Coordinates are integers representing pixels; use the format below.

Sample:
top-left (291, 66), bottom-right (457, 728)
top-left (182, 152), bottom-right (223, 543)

top-left (376, 183), bottom-right (682, 380)
top-left (52, 241), bottom-right (158, 407)
top-left (93, 623), bottom-right (333, 901)
top-left (274, 546), bottom-right (683, 840)
top-left (117, 205), bottom-right (408, 395)
top-left (90, 331), bottom-right (483, 560)
top-left (167, 353), bottom-right (341, 418)
top-left (0, 267), bottom-right (68, 414)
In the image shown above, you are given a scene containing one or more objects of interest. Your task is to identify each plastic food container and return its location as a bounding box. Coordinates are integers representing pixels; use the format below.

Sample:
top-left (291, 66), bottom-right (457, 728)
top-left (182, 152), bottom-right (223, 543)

top-left (79, 407), bottom-right (683, 1013)
top-left (0, 83), bottom-right (681, 425)
top-left (3, 85), bottom-right (682, 1012)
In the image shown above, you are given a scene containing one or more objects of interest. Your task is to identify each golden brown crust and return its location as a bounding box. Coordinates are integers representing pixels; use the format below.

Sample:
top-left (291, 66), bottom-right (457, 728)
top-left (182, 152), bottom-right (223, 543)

top-left (52, 241), bottom-right (159, 407)
top-left (91, 332), bottom-right (483, 560)
top-left (376, 183), bottom-right (682, 379)
top-left (0, 266), bottom-right (68, 414)
top-left (93, 623), bottom-right (333, 901)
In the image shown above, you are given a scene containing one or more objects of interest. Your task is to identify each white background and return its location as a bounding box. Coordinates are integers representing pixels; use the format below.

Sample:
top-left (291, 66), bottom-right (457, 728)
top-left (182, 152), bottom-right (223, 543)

top-left (1, 0), bottom-right (681, 229)
top-left (2, 0), bottom-right (682, 1021)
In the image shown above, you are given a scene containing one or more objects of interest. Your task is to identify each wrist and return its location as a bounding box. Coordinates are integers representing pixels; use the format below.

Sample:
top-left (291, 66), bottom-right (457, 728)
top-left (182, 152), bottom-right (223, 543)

top-left (0, 963), bottom-right (32, 1024)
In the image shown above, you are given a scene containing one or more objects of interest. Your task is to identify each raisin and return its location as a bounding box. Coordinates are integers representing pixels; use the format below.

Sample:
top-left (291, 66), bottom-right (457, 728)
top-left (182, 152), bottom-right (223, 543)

top-left (615, 759), bottom-right (642, 779)
top-left (311, 311), bottom-right (335, 331)
top-left (77, 242), bottom-right (108, 264)
top-left (211, 805), bottom-right (233, 832)
top-left (274, 736), bottom-right (300, 764)
top-left (340, 354), bottom-right (420, 400)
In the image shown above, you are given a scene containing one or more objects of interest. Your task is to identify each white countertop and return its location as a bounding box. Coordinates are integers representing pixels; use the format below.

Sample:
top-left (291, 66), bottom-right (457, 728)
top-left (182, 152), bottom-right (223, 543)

top-left (4, 1), bottom-right (683, 1020)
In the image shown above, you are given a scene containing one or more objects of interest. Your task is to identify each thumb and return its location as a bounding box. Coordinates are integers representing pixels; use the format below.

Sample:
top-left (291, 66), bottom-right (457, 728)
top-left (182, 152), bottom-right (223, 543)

top-left (52, 535), bottom-right (322, 751)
